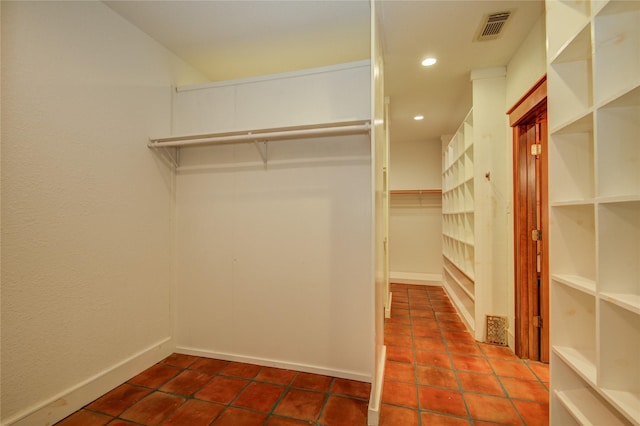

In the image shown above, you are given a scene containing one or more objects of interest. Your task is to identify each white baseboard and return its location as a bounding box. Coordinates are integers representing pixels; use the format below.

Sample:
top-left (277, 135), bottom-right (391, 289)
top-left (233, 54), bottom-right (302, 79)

top-left (508, 330), bottom-right (515, 349)
top-left (390, 272), bottom-right (442, 285)
top-left (441, 283), bottom-right (476, 334)
top-left (175, 346), bottom-right (372, 383)
top-left (367, 344), bottom-right (386, 426)
top-left (4, 337), bottom-right (174, 426)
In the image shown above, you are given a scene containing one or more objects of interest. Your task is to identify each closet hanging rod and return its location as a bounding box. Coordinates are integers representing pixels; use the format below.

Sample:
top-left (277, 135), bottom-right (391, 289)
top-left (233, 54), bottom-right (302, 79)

top-left (148, 120), bottom-right (371, 149)
top-left (390, 189), bottom-right (442, 195)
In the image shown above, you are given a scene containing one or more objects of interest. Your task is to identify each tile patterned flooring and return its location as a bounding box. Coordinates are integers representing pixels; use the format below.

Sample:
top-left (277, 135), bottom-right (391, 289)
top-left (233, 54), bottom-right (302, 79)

top-left (56, 356), bottom-right (371, 426)
top-left (56, 283), bottom-right (548, 425)
top-left (380, 283), bottom-right (549, 425)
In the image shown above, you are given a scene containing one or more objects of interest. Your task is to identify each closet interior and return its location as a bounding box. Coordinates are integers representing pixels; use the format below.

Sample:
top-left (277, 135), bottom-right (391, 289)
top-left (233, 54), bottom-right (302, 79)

top-left (148, 61), bottom-right (376, 383)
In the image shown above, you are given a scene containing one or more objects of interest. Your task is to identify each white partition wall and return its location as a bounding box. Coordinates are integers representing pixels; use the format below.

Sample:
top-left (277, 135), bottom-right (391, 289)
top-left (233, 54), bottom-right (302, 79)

top-left (369, 1), bottom-right (389, 423)
top-left (169, 62), bottom-right (375, 382)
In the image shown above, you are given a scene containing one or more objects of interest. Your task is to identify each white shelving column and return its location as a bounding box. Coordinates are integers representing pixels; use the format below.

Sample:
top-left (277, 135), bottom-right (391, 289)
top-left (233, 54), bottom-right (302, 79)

top-left (547, 0), bottom-right (639, 424)
top-left (442, 111), bottom-right (476, 331)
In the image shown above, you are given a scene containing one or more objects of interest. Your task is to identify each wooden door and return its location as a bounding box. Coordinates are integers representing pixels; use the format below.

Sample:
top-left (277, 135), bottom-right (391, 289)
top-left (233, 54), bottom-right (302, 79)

top-left (508, 77), bottom-right (549, 363)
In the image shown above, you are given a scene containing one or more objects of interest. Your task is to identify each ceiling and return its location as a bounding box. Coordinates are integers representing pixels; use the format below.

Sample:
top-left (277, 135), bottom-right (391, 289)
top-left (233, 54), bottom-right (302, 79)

top-left (105, 0), bottom-right (543, 144)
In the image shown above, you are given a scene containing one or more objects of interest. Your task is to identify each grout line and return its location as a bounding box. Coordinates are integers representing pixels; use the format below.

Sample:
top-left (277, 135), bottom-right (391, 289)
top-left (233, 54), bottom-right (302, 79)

top-left (426, 286), bottom-right (473, 425)
top-left (314, 377), bottom-right (335, 425)
top-left (408, 287), bottom-right (424, 426)
top-left (65, 285), bottom-right (548, 426)
top-left (388, 284), bottom-right (549, 425)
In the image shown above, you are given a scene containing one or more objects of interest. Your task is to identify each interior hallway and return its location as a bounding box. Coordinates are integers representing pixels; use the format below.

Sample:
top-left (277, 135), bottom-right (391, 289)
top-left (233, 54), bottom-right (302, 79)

top-left (56, 283), bottom-right (548, 426)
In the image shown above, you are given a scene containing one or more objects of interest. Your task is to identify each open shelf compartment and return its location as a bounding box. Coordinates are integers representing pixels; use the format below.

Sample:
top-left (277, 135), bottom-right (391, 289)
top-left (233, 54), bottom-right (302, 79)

top-left (549, 113), bottom-right (595, 203)
top-left (596, 86), bottom-right (640, 200)
top-left (598, 299), bottom-right (640, 424)
top-left (551, 281), bottom-right (597, 383)
top-left (549, 204), bottom-right (596, 282)
top-left (548, 21), bottom-right (594, 128)
top-left (547, 0), bottom-right (592, 60)
top-left (552, 352), bottom-right (632, 425)
top-left (593, 2), bottom-right (640, 104)
top-left (597, 201), bottom-right (640, 313)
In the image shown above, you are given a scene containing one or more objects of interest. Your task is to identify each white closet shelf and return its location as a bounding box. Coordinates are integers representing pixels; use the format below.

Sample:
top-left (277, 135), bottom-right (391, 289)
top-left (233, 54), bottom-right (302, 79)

top-left (601, 389), bottom-right (640, 426)
top-left (148, 119), bottom-right (371, 148)
top-left (554, 389), bottom-right (630, 426)
top-left (554, 346), bottom-right (597, 385)
top-left (552, 274), bottom-right (596, 295)
top-left (550, 199), bottom-right (596, 207)
top-left (599, 292), bottom-right (640, 315)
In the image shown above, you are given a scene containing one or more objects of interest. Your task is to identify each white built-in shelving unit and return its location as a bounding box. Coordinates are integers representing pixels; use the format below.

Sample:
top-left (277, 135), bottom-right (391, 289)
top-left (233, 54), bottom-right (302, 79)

top-left (547, 0), bottom-right (639, 424)
top-left (442, 110), bottom-right (476, 330)
top-left (441, 68), bottom-right (507, 342)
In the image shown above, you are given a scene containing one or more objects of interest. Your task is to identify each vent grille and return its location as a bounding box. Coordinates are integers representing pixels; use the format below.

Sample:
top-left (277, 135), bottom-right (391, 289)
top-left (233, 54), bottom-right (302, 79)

top-left (486, 315), bottom-right (508, 346)
top-left (475, 11), bottom-right (512, 41)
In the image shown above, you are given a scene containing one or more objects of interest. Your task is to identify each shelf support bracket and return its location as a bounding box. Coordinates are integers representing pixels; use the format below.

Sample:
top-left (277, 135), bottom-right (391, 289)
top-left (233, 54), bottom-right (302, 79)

top-left (253, 140), bottom-right (268, 168)
top-left (163, 146), bottom-right (179, 168)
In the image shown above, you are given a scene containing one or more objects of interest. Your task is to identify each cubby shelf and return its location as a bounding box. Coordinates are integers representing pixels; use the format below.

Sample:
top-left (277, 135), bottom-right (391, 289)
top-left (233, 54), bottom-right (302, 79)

top-left (547, 1), bottom-right (640, 424)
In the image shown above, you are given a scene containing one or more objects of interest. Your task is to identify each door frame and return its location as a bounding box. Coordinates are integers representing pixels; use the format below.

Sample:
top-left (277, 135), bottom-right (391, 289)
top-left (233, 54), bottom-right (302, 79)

top-left (507, 75), bottom-right (549, 362)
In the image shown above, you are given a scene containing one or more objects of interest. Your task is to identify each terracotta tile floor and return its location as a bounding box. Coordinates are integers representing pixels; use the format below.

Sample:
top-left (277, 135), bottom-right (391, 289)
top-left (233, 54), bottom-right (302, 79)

top-left (56, 355), bottom-right (371, 426)
top-left (57, 283), bottom-right (548, 426)
top-left (380, 283), bottom-right (549, 426)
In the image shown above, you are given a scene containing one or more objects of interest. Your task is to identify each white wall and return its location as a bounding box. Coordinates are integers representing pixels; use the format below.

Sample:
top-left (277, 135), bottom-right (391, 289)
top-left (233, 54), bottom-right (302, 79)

top-left (464, 68), bottom-right (509, 341)
top-left (503, 15), bottom-right (547, 346)
top-left (389, 139), bottom-right (442, 190)
top-left (171, 64), bottom-right (374, 381)
top-left (1, 2), bottom-right (206, 424)
top-left (506, 16), bottom-right (547, 108)
top-left (389, 139), bottom-right (443, 282)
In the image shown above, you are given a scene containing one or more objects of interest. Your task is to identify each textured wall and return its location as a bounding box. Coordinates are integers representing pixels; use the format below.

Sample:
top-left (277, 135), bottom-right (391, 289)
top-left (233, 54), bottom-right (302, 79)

top-left (1, 1), bottom-right (205, 422)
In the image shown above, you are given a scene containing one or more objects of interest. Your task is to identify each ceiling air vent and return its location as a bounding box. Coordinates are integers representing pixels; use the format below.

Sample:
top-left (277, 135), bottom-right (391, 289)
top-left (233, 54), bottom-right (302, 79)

top-left (475, 11), bottom-right (512, 42)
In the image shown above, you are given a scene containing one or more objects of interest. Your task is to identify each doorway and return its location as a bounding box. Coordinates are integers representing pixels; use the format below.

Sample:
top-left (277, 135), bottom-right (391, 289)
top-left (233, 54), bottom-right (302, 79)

top-left (508, 76), bottom-right (549, 363)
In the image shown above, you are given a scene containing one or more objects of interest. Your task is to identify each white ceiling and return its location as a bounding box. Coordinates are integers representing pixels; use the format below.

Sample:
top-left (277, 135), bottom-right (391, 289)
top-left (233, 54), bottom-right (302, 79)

top-left (105, 0), bottom-right (543, 143)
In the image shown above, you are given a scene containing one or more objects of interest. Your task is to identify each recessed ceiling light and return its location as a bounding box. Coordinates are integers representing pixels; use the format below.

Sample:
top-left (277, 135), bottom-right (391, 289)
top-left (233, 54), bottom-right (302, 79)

top-left (421, 57), bottom-right (437, 67)
top-left (414, 115), bottom-right (424, 121)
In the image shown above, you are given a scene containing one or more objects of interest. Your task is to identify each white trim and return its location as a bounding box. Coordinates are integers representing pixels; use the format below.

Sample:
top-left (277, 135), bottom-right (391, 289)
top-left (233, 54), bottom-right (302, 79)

top-left (176, 60), bottom-right (372, 92)
top-left (175, 346), bottom-right (372, 383)
top-left (390, 271), bottom-right (443, 286)
top-left (385, 292), bottom-right (392, 319)
top-left (367, 345), bottom-right (386, 426)
top-left (508, 330), bottom-right (515, 349)
top-left (3, 337), bottom-right (174, 426)
top-left (441, 282), bottom-right (476, 334)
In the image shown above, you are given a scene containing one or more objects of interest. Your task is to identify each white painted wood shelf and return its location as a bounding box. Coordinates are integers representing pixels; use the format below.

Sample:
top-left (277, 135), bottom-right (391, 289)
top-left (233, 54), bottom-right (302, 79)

top-left (547, 1), bottom-right (640, 424)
